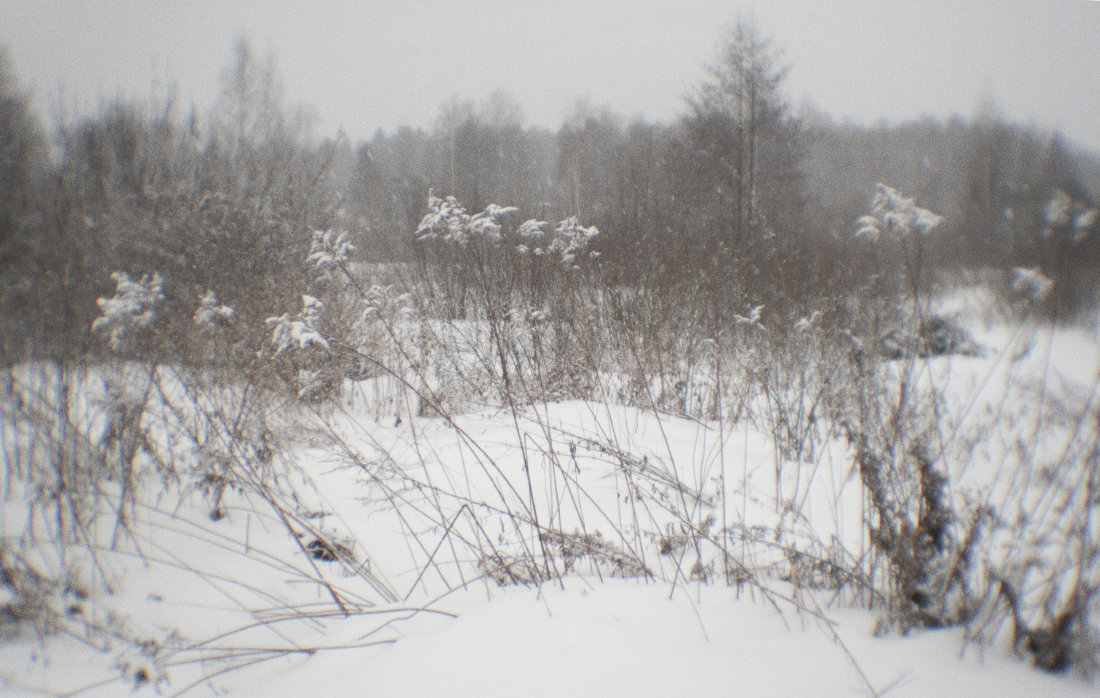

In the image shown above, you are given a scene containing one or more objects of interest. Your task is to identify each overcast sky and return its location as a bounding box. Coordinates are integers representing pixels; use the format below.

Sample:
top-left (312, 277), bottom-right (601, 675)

top-left (1, 0), bottom-right (1098, 152)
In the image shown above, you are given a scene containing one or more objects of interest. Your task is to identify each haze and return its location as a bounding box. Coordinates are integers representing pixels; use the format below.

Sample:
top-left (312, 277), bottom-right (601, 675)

top-left (1, 0), bottom-right (1098, 151)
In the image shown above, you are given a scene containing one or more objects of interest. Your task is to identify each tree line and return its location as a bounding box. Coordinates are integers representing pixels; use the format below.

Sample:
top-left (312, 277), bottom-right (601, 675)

top-left (2, 23), bottom-right (1098, 366)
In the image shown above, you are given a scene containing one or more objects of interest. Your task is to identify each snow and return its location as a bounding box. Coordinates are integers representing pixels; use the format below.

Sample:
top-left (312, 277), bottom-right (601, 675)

top-left (308, 229), bottom-right (356, 271)
top-left (267, 295), bottom-right (330, 355)
top-left (193, 290), bottom-right (234, 328)
top-left (92, 271), bottom-right (165, 350)
top-left (2, 313), bottom-right (1100, 696)
top-left (206, 583), bottom-right (1100, 697)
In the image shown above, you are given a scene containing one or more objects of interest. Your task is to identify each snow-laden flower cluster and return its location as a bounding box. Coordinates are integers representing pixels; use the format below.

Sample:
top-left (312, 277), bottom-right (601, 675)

top-left (514, 216), bottom-right (600, 269)
top-left (92, 271), bottom-right (165, 351)
top-left (308, 229), bottom-right (356, 271)
top-left (266, 295), bottom-right (329, 356)
top-left (193, 290), bottom-right (234, 329)
top-left (415, 194), bottom-right (518, 246)
top-left (855, 183), bottom-right (944, 242)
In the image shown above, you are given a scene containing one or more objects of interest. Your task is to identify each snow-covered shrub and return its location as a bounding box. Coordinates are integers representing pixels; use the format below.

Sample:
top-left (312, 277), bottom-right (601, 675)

top-left (848, 424), bottom-right (974, 631)
top-left (267, 295), bottom-right (330, 357)
top-left (1038, 188), bottom-right (1100, 318)
top-left (513, 215), bottom-right (600, 270)
top-left (345, 284), bottom-right (422, 416)
top-left (843, 188), bottom-right (982, 631)
top-left (1010, 266), bottom-right (1054, 304)
top-left (193, 289), bottom-right (234, 330)
top-left (853, 183), bottom-right (944, 313)
top-left (308, 228), bottom-right (356, 272)
top-left (414, 194), bottom-right (601, 313)
top-left (854, 184), bottom-right (944, 243)
top-left (408, 193), bottom-right (605, 409)
top-left (92, 272), bottom-right (164, 352)
top-left (839, 328), bottom-right (979, 634)
top-left (415, 194), bottom-right (517, 246)
top-left (1040, 188), bottom-right (1098, 246)
top-left (264, 295), bottom-right (338, 401)
top-left (189, 289), bottom-right (238, 370)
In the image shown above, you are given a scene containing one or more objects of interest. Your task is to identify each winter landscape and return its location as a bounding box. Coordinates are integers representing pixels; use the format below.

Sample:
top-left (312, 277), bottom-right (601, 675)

top-left (2, 2), bottom-right (1100, 696)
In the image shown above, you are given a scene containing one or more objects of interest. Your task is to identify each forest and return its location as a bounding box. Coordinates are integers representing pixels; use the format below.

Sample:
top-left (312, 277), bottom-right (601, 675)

top-left (2, 19), bottom-right (1100, 696)
top-left (3, 28), bottom-right (1100, 364)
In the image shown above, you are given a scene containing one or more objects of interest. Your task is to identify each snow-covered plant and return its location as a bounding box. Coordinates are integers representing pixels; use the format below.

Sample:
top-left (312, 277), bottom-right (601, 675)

top-left (415, 193), bottom-right (517, 246)
top-left (514, 220), bottom-right (548, 255)
top-left (357, 284), bottom-right (416, 350)
top-left (734, 304), bottom-right (766, 331)
top-left (517, 218), bottom-right (548, 239)
top-left (793, 311), bottom-right (820, 334)
top-left (415, 194), bottom-right (601, 271)
top-left (415, 194), bottom-right (468, 243)
top-left (1010, 266), bottom-right (1054, 303)
top-left (514, 216), bottom-right (600, 269)
top-left (855, 183), bottom-right (944, 242)
top-left (473, 204), bottom-right (519, 236)
top-left (1041, 189), bottom-right (1098, 244)
top-left (308, 229), bottom-right (356, 271)
top-left (1075, 209), bottom-right (1099, 242)
top-left (549, 216), bottom-right (600, 269)
top-left (1043, 190), bottom-right (1073, 231)
top-left (266, 295), bottom-right (329, 356)
top-left (193, 289), bottom-right (234, 330)
top-left (92, 271), bottom-right (165, 351)
top-left (359, 284), bottom-right (415, 331)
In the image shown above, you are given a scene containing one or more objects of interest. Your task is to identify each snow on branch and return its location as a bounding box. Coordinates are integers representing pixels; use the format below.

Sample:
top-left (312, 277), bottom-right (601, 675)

top-left (266, 295), bottom-right (330, 356)
top-left (733, 304), bottom-right (766, 331)
top-left (308, 229), bottom-right (356, 271)
top-left (415, 194), bottom-right (600, 269)
top-left (416, 193), bottom-right (469, 243)
top-left (517, 219), bottom-right (549, 239)
top-left (1043, 190), bottom-right (1072, 229)
top-left (856, 183), bottom-right (944, 241)
top-left (92, 271), bottom-right (165, 351)
top-left (193, 290), bottom-right (234, 330)
top-left (360, 284), bottom-right (414, 324)
top-left (415, 193), bottom-right (518, 246)
top-left (1010, 266), bottom-right (1053, 303)
top-left (471, 204), bottom-right (520, 239)
top-left (1041, 189), bottom-right (1097, 244)
top-left (549, 216), bottom-right (600, 269)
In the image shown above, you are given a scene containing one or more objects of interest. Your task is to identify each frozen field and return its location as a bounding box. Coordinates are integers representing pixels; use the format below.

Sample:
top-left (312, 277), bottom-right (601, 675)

top-left (2, 313), bottom-right (1098, 696)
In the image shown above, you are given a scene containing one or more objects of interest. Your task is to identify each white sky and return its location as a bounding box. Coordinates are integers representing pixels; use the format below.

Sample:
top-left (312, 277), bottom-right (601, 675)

top-left (1, 0), bottom-right (1098, 152)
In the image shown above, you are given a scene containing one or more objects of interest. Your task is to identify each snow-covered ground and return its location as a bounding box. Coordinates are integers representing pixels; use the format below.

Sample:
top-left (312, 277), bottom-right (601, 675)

top-left (261, 581), bottom-right (1100, 698)
top-left (2, 315), bottom-right (1098, 696)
